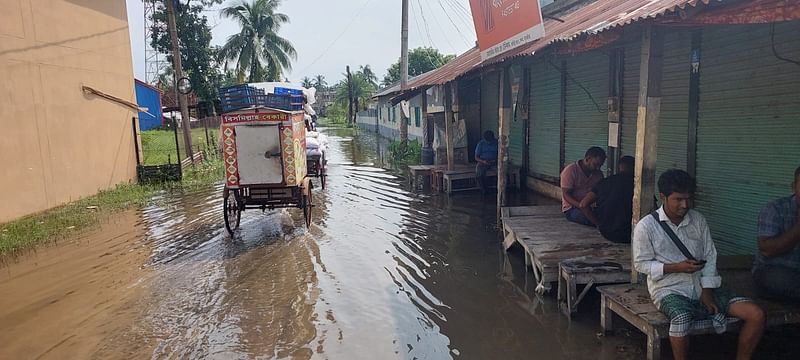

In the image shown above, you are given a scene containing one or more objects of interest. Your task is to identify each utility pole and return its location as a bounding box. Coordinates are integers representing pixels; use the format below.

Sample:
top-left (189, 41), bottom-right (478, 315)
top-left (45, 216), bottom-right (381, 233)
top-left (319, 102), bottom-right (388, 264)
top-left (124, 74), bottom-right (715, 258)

top-left (346, 65), bottom-right (354, 125)
top-left (399, 0), bottom-right (409, 146)
top-left (497, 69), bottom-right (508, 221)
top-left (165, 0), bottom-right (193, 162)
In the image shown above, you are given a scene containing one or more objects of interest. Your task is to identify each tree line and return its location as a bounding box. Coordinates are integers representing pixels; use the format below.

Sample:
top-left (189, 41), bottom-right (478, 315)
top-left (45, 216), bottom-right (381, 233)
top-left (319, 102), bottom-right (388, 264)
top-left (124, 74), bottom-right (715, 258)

top-left (150, 0), bottom-right (454, 112)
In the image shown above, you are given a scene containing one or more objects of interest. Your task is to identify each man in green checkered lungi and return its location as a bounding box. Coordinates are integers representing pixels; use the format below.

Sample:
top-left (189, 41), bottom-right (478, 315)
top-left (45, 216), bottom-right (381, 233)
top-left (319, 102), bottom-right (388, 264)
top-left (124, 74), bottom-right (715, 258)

top-left (633, 169), bottom-right (765, 360)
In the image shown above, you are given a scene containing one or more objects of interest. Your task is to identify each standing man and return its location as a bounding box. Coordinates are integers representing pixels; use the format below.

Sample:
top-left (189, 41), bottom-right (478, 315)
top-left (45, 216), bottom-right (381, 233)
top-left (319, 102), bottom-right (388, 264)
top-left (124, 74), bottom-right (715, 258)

top-left (753, 165), bottom-right (800, 300)
top-left (560, 147), bottom-right (606, 225)
top-left (578, 155), bottom-right (635, 243)
top-left (474, 130), bottom-right (498, 194)
top-left (634, 169), bottom-right (765, 360)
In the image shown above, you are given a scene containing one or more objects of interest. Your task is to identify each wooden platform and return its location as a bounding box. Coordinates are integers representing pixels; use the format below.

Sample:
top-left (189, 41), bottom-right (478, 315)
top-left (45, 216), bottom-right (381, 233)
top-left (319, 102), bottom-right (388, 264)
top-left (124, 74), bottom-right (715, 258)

top-left (501, 206), bottom-right (631, 306)
top-left (599, 259), bottom-right (800, 360)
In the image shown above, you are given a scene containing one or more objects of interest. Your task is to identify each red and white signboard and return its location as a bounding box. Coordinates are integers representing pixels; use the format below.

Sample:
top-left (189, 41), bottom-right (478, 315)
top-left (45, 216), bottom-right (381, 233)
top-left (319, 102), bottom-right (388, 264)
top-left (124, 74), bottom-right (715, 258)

top-left (469, 0), bottom-right (545, 60)
top-left (222, 112), bottom-right (289, 124)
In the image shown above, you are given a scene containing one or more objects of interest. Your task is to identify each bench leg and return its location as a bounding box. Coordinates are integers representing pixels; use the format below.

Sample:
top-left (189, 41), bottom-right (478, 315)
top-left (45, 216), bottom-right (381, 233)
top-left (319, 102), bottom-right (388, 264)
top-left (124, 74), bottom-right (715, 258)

top-left (558, 268), bottom-right (568, 319)
top-left (567, 274), bottom-right (577, 317)
top-left (502, 226), bottom-right (516, 250)
top-left (600, 294), bottom-right (613, 334)
top-left (647, 331), bottom-right (661, 360)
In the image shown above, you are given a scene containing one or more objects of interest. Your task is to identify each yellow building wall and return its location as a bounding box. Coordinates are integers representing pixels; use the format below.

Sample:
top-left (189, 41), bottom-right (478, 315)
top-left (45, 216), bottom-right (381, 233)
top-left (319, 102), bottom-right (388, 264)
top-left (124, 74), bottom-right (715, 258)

top-left (0, 0), bottom-right (137, 222)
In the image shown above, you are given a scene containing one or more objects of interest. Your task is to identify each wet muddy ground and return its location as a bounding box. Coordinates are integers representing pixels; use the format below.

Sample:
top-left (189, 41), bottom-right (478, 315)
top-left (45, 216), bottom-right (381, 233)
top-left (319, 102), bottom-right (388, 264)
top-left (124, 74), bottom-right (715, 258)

top-left (1, 127), bottom-right (798, 359)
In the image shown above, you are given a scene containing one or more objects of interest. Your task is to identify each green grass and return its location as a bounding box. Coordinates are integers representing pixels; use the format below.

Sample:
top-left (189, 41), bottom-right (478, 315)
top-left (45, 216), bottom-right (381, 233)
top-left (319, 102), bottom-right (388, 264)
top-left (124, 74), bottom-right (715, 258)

top-left (388, 139), bottom-right (422, 168)
top-left (141, 127), bottom-right (220, 165)
top-left (0, 158), bottom-right (224, 260)
top-left (317, 116), bottom-right (353, 127)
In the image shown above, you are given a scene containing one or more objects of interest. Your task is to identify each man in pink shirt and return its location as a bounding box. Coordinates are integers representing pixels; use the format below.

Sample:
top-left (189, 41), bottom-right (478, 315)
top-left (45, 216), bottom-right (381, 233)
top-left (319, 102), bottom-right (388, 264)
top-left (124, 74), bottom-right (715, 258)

top-left (560, 147), bottom-right (606, 225)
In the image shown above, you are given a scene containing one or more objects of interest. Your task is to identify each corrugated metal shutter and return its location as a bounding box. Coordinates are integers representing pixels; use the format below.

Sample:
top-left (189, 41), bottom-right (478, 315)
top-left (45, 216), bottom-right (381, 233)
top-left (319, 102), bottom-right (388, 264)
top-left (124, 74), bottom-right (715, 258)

top-left (564, 51), bottom-right (609, 165)
top-left (656, 31), bottom-right (692, 180)
top-left (459, 77), bottom-right (482, 157)
top-left (529, 58), bottom-right (562, 178)
top-left (620, 37), bottom-right (640, 157)
top-left (509, 116), bottom-right (526, 167)
top-left (694, 22), bottom-right (800, 255)
top-left (481, 71), bottom-right (500, 135)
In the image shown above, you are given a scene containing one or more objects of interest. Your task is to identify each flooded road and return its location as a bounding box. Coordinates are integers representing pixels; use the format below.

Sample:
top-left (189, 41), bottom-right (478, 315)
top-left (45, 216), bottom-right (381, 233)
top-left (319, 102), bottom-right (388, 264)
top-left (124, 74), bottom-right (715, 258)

top-left (3, 127), bottom-right (796, 359)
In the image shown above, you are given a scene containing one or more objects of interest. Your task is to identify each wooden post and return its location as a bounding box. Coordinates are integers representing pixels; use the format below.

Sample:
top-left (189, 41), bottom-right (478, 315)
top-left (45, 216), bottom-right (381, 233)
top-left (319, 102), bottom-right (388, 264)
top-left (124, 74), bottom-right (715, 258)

top-left (632, 25), bottom-right (665, 283)
top-left (444, 84), bottom-right (455, 171)
top-left (522, 65), bottom-right (531, 180)
top-left (686, 30), bottom-right (702, 178)
top-left (165, 0), bottom-right (193, 162)
top-left (559, 60), bottom-right (567, 171)
top-left (497, 68), bottom-right (509, 220)
top-left (608, 49), bottom-right (623, 175)
top-left (132, 117), bottom-right (142, 165)
top-left (399, 0), bottom-right (410, 145)
top-left (422, 90), bottom-right (430, 147)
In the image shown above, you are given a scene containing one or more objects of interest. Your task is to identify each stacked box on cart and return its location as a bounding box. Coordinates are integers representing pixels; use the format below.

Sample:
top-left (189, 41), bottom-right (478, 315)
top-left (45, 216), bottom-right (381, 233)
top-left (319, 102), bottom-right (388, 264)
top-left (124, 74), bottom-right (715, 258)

top-left (262, 94), bottom-right (305, 111)
top-left (274, 87), bottom-right (304, 96)
top-left (220, 85), bottom-right (265, 112)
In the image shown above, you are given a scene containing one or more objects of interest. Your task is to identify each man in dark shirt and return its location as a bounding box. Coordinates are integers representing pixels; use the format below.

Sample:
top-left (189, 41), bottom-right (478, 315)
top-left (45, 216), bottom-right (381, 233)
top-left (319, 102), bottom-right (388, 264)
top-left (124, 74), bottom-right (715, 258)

top-left (752, 165), bottom-right (800, 300)
top-left (579, 156), bottom-right (635, 243)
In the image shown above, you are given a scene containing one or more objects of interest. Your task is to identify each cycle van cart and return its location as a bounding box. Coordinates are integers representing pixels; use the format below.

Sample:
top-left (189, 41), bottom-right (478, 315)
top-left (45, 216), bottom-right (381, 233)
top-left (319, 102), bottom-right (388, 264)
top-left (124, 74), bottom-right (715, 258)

top-left (220, 108), bottom-right (313, 235)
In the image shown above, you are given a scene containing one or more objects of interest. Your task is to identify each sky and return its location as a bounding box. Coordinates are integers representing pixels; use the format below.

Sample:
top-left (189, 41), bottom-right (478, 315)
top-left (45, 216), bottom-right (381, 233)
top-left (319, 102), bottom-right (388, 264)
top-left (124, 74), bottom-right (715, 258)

top-left (126, 0), bottom-right (479, 85)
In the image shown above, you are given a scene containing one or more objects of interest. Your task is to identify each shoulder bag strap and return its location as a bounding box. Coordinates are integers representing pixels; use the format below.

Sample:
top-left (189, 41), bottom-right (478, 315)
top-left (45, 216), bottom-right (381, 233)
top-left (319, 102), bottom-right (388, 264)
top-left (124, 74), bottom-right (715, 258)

top-left (650, 211), bottom-right (697, 261)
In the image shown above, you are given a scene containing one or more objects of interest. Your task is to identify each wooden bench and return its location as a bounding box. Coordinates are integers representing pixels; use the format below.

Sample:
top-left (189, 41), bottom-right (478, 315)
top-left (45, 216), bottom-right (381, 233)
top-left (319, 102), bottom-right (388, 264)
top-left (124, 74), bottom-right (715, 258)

top-left (442, 165), bottom-right (521, 194)
top-left (599, 260), bottom-right (800, 360)
top-left (501, 206), bottom-right (631, 307)
top-left (558, 258), bottom-right (630, 320)
top-left (408, 165), bottom-right (442, 191)
top-left (443, 168), bottom-right (496, 193)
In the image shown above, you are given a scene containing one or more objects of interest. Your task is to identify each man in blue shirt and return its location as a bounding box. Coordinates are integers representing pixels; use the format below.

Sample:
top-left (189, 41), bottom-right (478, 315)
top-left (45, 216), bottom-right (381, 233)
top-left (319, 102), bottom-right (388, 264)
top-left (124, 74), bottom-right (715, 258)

top-left (753, 165), bottom-right (800, 300)
top-left (474, 130), bottom-right (498, 193)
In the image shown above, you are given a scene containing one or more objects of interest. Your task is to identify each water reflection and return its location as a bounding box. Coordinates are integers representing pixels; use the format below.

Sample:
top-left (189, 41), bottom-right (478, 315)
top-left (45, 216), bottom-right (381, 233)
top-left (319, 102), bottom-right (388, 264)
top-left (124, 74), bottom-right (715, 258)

top-left (1, 124), bottom-right (650, 360)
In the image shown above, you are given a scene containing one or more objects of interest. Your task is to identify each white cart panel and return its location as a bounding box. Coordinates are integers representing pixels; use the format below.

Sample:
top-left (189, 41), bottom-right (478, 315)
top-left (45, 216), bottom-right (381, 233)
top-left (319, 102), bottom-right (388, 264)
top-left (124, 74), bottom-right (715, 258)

top-left (235, 124), bottom-right (284, 185)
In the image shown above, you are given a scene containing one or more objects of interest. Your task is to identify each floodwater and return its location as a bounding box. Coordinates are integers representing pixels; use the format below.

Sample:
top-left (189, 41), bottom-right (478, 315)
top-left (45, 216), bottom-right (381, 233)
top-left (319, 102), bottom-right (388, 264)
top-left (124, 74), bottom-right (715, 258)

top-left (1, 127), bottom-right (797, 359)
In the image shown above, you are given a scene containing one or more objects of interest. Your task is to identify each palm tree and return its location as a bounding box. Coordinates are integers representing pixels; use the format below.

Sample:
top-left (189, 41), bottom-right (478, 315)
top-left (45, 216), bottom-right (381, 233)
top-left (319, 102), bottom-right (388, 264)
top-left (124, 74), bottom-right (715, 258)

top-left (335, 72), bottom-right (376, 123)
top-left (301, 76), bottom-right (314, 88)
top-left (219, 0), bottom-right (296, 82)
top-left (359, 65), bottom-right (378, 87)
top-left (314, 74), bottom-right (327, 90)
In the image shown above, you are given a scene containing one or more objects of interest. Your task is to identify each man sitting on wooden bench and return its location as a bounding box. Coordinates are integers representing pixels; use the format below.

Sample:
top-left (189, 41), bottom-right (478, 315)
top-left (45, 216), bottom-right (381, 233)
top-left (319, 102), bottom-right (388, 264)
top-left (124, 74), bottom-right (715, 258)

top-left (560, 147), bottom-right (605, 225)
top-left (579, 155), bottom-right (635, 243)
top-left (753, 165), bottom-right (800, 300)
top-left (474, 130), bottom-right (498, 194)
top-left (633, 169), bottom-right (765, 360)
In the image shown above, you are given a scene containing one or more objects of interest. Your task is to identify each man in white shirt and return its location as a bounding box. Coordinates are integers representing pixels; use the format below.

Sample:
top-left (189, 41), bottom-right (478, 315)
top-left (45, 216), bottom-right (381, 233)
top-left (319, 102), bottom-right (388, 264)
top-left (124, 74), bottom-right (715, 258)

top-left (633, 169), bottom-right (765, 360)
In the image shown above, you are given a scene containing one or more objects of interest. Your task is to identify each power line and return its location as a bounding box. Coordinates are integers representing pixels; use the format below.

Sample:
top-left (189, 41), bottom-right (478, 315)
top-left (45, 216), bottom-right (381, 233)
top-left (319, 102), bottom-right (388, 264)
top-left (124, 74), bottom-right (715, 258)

top-left (440, 0), bottom-right (468, 22)
top-left (415, 0), bottom-right (449, 53)
top-left (410, 0), bottom-right (442, 69)
top-left (295, 0), bottom-right (375, 76)
top-left (448, 0), bottom-right (473, 18)
top-left (435, 0), bottom-right (471, 47)
top-left (417, 0), bottom-right (457, 53)
top-left (443, 0), bottom-right (475, 29)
